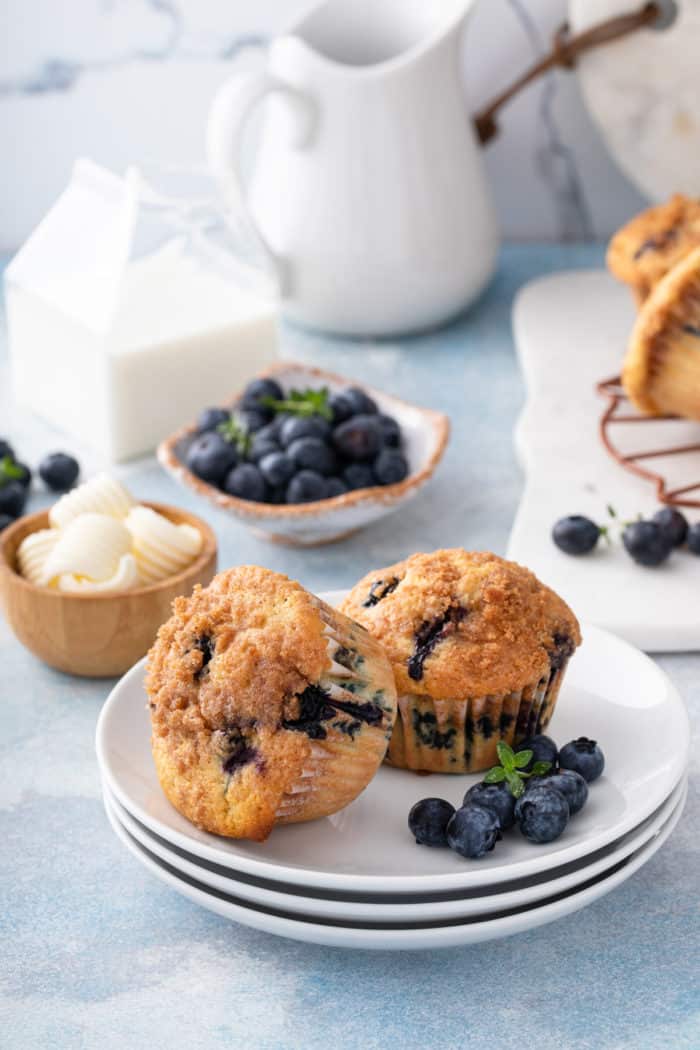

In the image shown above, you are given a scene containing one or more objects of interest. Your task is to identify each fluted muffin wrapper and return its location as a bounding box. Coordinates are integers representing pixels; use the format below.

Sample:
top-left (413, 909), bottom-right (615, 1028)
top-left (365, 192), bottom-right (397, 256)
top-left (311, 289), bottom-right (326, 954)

top-left (274, 599), bottom-right (396, 824)
top-left (385, 655), bottom-right (572, 774)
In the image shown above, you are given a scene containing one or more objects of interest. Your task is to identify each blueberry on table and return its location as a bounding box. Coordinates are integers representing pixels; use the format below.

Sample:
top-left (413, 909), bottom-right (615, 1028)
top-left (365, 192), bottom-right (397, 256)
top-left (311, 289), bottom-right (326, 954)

top-left (447, 804), bottom-right (501, 859)
top-left (287, 437), bottom-right (336, 477)
top-left (259, 451), bottom-right (295, 487)
top-left (373, 448), bottom-right (409, 485)
top-left (0, 481), bottom-right (27, 519)
top-left (279, 416), bottom-right (331, 447)
top-left (241, 377), bottom-right (284, 409)
top-left (186, 432), bottom-right (238, 484)
top-left (329, 392), bottom-right (354, 424)
top-left (343, 386), bottom-right (378, 416)
top-left (535, 770), bottom-right (589, 815)
top-left (552, 515), bottom-right (601, 555)
top-left (324, 477), bottom-right (349, 498)
top-left (38, 452), bottom-right (79, 492)
top-left (333, 415), bottom-right (382, 462)
top-left (462, 780), bottom-right (516, 830)
top-left (343, 463), bottom-right (376, 490)
top-left (688, 523), bottom-right (700, 555)
top-left (408, 797), bottom-right (455, 847)
top-left (196, 407), bottom-right (230, 434)
top-left (377, 414), bottom-right (402, 447)
top-left (223, 463), bottom-right (268, 502)
top-left (286, 470), bottom-right (326, 503)
top-left (517, 734), bottom-right (558, 772)
top-left (515, 786), bottom-right (569, 843)
top-left (0, 513), bottom-right (13, 532)
top-left (558, 737), bottom-right (605, 783)
top-left (652, 506), bottom-right (688, 547)
top-left (248, 435), bottom-right (281, 464)
top-left (622, 521), bottom-right (672, 566)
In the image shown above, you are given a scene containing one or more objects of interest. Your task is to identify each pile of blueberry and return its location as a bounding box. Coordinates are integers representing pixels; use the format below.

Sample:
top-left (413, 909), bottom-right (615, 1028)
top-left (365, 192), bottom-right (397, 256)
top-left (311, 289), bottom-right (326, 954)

top-left (0, 439), bottom-right (80, 532)
top-left (184, 378), bottom-right (410, 505)
top-left (553, 506), bottom-right (700, 566)
top-left (408, 734), bottom-right (605, 860)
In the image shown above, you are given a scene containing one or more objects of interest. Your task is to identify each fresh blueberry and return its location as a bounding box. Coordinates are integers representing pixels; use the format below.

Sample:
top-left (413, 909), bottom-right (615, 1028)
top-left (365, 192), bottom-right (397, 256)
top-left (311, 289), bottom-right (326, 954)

top-left (515, 786), bottom-right (569, 843)
top-left (373, 448), bottom-right (409, 485)
top-left (536, 770), bottom-right (589, 815)
top-left (652, 507), bottom-right (688, 547)
top-left (343, 463), bottom-right (376, 490)
top-left (279, 416), bottom-right (331, 447)
top-left (13, 462), bottom-right (32, 489)
top-left (248, 435), bottom-right (281, 464)
top-left (377, 414), bottom-right (401, 447)
top-left (259, 451), bottom-right (295, 487)
top-left (287, 437), bottom-right (336, 477)
top-left (343, 387), bottom-right (378, 416)
top-left (286, 470), bottom-right (326, 503)
top-left (267, 485), bottom-right (287, 505)
top-left (223, 463), bottom-right (268, 502)
top-left (517, 734), bottom-right (558, 772)
top-left (253, 421), bottom-right (281, 444)
top-left (447, 804), bottom-right (501, 859)
top-left (622, 521), bottom-right (672, 566)
top-left (0, 481), bottom-right (27, 519)
top-left (408, 797), bottom-right (456, 847)
top-left (552, 515), bottom-right (601, 555)
top-left (324, 477), bottom-right (349, 498)
top-left (241, 377), bottom-right (284, 409)
top-left (0, 513), bottom-right (13, 532)
top-left (0, 439), bottom-right (15, 461)
top-left (333, 415), bottom-right (383, 461)
top-left (38, 452), bottom-right (79, 492)
top-left (239, 407), bottom-right (272, 432)
top-left (185, 432), bottom-right (238, 485)
top-left (197, 407), bottom-right (230, 434)
top-left (558, 737), bottom-right (605, 783)
top-left (329, 392), bottom-right (354, 424)
top-left (688, 523), bottom-right (700, 555)
top-left (462, 781), bottom-right (516, 830)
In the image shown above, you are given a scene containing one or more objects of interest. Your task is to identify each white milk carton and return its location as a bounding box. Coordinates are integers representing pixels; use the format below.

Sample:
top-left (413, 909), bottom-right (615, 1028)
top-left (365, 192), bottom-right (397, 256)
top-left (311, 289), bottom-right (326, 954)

top-left (5, 161), bottom-right (278, 461)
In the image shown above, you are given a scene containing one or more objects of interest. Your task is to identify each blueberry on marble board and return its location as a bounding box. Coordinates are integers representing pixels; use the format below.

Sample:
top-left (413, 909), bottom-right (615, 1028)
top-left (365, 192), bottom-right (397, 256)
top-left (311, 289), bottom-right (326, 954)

top-left (286, 470), bottom-right (327, 503)
top-left (688, 523), bottom-right (700, 555)
top-left (552, 515), bottom-right (601, 555)
top-left (408, 797), bottom-right (456, 847)
top-left (515, 786), bottom-right (569, 844)
top-left (287, 437), bottom-right (337, 477)
top-left (622, 521), bottom-right (672, 566)
top-left (462, 780), bottom-right (516, 830)
top-left (558, 737), bottom-right (605, 783)
top-left (38, 452), bottom-right (78, 492)
top-left (373, 448), bottom-right (408, 485)
top-left (223, 463), bottom-right (268, 502)
top-left (447, 804), bottom-right (501, 859)
top-left (652, 506), bottom-right (688, 548)
top-left (196, 407), bottom-right (230, 434)
top-left (186, 432), bottom-right (238, 484)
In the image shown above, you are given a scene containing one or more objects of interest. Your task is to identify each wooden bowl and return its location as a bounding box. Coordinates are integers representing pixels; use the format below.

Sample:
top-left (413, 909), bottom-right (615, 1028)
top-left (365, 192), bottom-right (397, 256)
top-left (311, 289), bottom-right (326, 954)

top-left (0, 502), bottom-right (217, 678)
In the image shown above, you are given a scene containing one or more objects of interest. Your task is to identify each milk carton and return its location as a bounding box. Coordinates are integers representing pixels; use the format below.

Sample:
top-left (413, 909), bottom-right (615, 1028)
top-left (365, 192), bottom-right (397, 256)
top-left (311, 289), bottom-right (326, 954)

top-left (5, 161), bottom-right (278, 461)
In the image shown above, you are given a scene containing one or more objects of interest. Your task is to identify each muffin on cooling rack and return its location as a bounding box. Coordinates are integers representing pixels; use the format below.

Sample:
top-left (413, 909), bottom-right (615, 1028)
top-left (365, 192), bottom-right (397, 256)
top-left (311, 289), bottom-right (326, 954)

top-left (607, 193), bottom-right (700, 305)
top-left (623, 245), bottom-right (700, 422)
top-left (340, 549), bottom-right (580, 774)
top-left (147, 566), bottom-right (396, 841)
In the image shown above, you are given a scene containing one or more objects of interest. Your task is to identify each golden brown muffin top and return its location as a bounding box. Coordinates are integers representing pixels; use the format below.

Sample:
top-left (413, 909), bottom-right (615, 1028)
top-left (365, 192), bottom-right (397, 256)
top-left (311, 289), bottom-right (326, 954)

top-left (340, 549), bottom-right (581, 699)
top-left (607, 194), bottom-right (700, 302)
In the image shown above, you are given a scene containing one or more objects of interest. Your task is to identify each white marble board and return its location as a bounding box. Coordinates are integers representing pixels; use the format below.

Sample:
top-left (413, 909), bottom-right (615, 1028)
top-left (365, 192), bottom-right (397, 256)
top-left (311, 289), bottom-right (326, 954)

top-left (507, 270), bottom-right (700, 653)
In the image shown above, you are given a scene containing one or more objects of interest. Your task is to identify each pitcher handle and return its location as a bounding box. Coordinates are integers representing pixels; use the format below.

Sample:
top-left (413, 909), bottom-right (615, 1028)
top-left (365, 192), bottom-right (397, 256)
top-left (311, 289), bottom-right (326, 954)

top-left (206, 71), bottom-right (316, 295)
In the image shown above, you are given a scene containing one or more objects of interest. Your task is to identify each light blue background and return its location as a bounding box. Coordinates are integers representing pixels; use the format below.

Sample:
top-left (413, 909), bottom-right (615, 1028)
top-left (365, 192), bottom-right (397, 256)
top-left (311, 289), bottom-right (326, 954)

top-left (1, 246), bottom-right (697, 1050)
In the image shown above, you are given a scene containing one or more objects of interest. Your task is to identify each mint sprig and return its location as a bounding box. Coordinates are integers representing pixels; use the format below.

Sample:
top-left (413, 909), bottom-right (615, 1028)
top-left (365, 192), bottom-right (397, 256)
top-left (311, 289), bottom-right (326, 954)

top-left (483, 741), bottom-right (552, 799)
top-left (216, 417), bottom-right (251, 457)
top-left (0, 455), bottom-right (24, 489)
top-left (261, 386), bottom-right (332, 421)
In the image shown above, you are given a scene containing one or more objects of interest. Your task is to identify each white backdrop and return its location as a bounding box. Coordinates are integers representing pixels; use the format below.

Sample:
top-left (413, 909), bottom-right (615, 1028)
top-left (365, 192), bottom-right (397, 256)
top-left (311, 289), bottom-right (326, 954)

top-left (0, 0), bottom-right (648, 252)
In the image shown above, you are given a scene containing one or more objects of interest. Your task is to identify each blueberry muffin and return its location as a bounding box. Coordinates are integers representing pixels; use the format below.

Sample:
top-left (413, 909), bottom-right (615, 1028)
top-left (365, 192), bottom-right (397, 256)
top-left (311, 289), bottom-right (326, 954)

top-left (147, 567), bottom-right (396, 840)
top-left (623, 245), bottom-right (700, 421)
top-left (340, 550), bottom-right (580, 774)
top-left (607, 194), bottom-right (700, 305)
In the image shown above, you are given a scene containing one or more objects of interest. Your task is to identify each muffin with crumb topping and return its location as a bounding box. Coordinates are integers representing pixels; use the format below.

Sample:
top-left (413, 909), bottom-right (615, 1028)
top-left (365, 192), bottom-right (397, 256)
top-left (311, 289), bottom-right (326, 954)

top-left (147, 566), bottom-right (396, 840)
top-left (340, 549), bottom-right (580, 774)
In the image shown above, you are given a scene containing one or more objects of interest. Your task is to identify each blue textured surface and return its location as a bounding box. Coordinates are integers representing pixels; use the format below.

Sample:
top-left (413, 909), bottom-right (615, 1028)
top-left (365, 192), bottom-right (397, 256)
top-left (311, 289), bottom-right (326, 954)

top-left (1, 245), bottom-right (698, 1050)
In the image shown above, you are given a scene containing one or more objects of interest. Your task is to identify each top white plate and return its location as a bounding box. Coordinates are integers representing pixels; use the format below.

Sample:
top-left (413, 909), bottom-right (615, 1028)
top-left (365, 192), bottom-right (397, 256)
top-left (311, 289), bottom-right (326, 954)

top-left (96, 591), bottom-right (689, 894)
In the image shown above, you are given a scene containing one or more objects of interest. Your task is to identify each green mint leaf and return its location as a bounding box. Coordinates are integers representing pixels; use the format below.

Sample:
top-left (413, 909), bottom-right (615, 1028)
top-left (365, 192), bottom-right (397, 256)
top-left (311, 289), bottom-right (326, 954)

top-left (260, 386), bottom-right (333, 421)
top-left (496, 741), bottom-right (515, 771)
top-left (505, 771), bottom-right (525, 798)
top-left (0, 455), bottom-right (23, 488)
top-left (483, 766), bottom-right (506, 784)
top-left (513, 749), bottom-right (533, 770)
top-left (530, 760), bottom-right (553, 776)
top-left (217, 418), bottom-right (251, 457)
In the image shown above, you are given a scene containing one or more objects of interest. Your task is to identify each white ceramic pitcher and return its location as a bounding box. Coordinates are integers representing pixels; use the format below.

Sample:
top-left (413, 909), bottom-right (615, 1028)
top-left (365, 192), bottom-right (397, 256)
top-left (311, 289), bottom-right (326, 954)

top-left (207, 0), bottom-right (498, 336)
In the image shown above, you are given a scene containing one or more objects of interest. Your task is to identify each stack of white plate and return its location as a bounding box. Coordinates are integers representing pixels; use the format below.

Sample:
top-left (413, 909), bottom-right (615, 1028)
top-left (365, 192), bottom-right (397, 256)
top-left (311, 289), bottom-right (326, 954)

top-left (96, 598), bottom-right (689, 951)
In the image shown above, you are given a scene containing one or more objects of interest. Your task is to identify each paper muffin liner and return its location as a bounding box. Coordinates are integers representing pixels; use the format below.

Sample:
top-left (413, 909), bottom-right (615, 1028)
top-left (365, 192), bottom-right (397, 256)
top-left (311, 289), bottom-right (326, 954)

top-left (274, 600), bottom-right (397, 824)
top-left (385, 652), bottom-right (573, 775)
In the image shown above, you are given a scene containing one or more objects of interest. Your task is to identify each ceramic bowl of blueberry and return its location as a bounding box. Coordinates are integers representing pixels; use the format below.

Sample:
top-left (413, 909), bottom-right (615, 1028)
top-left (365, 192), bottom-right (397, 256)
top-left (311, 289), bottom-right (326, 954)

top-left (158, 362), bottom-right (450, 546)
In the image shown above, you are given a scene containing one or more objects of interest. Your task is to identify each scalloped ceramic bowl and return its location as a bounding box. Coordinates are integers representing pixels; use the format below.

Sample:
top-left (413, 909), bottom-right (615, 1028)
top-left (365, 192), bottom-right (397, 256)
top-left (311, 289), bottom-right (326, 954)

top-left (158, 362), bottom-right (450, 546)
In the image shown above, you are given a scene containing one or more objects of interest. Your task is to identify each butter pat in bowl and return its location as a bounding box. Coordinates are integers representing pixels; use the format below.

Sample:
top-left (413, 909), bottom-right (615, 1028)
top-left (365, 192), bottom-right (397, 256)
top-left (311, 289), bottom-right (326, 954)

top-left (0, 477), bottom-right (217, 676)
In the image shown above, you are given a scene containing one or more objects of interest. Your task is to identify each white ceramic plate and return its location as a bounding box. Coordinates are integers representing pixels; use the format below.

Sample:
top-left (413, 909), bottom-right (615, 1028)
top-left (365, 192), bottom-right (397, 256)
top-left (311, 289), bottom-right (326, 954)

top-left (104, 776), bottom-right (686, 922)
top-left (103, 784), bottom-right (686, 950)
top-left (96, 595), bottom-right (690, 894)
